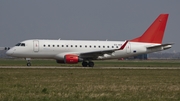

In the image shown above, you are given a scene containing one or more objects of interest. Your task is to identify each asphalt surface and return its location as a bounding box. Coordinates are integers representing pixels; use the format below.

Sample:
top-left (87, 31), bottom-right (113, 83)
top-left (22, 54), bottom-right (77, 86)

top-left (0, 66), bottom-right (180, 69)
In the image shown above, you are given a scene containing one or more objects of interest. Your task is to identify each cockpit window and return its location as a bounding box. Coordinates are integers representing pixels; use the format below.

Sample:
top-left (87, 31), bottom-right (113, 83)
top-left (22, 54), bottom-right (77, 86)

top-left (21, 43), bottom-right (25, 46)
top-left (15, 43), bottom-right (21, 46)
top-left (15, 43), bottom-right (25, 47)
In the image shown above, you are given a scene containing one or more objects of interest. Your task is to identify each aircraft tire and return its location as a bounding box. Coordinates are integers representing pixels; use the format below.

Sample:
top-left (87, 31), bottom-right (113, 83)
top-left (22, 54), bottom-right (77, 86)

top-left (88, 62), bottom-right (94, 67)
top-left (27, 63), bottom-right (31, 66)
top-left (82, 61), bottom-right (88, 67)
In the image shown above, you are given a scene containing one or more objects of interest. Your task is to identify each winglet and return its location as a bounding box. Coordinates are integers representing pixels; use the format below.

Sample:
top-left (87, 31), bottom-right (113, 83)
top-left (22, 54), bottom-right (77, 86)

top-left (119, 40), bottom-right (128, 50)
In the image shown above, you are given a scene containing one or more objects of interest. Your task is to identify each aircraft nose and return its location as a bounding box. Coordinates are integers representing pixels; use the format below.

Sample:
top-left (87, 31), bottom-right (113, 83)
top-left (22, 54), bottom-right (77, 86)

top-left (6, 49), bottom-right (13, 56)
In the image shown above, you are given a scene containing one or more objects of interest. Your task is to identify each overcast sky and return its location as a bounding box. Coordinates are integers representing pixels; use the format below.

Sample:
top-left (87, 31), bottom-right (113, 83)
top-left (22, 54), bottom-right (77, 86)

top-left (0, 0), bottom-right (180, 52)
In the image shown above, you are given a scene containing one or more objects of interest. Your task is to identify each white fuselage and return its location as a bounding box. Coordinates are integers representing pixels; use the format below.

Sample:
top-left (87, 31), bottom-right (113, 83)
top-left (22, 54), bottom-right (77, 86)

top-left (4, 14), bottom-right (172, 67)
top-left (6, 39), bottom-right (165, 61)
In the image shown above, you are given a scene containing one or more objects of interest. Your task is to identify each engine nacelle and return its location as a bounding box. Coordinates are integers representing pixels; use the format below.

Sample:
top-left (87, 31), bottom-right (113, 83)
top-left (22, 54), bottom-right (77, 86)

top-left (64, 54), bottom-right (79, 64)
top-left (56, 54), bottom-right (82, 64)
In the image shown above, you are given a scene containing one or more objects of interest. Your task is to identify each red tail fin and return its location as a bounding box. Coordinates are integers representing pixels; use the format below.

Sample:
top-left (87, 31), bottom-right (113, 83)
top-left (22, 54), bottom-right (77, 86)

top-left (130, 14), bottom-right (169, 44)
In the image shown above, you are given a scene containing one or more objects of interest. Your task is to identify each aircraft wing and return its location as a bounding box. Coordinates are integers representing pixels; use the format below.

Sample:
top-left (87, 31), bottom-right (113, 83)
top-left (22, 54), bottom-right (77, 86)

top-left (146, 43), bottom-right (174, 50)
top-left (79, 40), bottom-right (128, 59)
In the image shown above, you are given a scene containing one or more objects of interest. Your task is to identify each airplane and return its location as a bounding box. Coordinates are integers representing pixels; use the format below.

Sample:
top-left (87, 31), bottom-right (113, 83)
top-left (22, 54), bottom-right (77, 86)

top-left (6, 14), bottom-right (173, 67)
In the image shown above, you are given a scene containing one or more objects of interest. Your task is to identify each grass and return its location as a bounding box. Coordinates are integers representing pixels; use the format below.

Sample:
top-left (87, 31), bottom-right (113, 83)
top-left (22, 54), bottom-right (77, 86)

top-left (0, 68), bottom-right (180, 101)
top-left (1, 59), bottom-right (180, 67)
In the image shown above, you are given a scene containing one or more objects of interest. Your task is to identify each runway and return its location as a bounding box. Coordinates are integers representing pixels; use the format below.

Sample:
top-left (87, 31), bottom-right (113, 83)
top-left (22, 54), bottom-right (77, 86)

top-left (0, 66), bottom-right (180, 69)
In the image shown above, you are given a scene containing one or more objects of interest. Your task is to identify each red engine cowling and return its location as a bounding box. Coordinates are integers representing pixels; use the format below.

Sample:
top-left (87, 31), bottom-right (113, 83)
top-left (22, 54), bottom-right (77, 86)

top-left (64, 54), bottom-right (79, 64)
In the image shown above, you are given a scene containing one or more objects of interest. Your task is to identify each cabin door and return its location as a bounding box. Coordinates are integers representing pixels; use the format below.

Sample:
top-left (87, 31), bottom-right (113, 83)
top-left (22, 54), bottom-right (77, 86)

top-left (33, 40), bottom-right (39, 52)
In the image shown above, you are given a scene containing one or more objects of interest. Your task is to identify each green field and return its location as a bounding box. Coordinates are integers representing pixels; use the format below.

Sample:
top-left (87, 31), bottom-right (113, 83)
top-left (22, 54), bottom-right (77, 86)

top-left (0, 68), bottom-right (180, 101)
top-left (0, 59), bottom-right (180, 101)
top-left (1, 59), bottom-right (180, 67)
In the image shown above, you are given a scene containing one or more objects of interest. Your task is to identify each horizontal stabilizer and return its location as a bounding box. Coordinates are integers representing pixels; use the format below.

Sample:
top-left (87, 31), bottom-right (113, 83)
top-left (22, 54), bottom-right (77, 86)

top-left (147, 43), bottom-right (174, 50)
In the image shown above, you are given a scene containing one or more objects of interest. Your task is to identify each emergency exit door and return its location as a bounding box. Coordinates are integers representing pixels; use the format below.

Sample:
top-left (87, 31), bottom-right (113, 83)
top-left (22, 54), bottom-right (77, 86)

top-left (126, 43), bottom-right (131, 54)
top-left (33, 40), bottom-right (39, 52)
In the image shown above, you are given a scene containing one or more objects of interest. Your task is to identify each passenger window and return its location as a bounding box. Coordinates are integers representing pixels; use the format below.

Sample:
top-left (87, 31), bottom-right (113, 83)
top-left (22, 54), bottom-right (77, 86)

top-left (71, 45), bottom-right (73, 47)
top-left (89, 45), bottom-right (91, 48)
top-left (66, 45), bottom-right (68, 47)
top-left (75, 45), bottom-right (77, 47)
top-left (48, 45), bottom-right (50, 47)
top-left (116, 46), bottom-right (118, 48)
top-left (85, 45), bottom-right (87, 48)
top-left (62, 45), bottom-right (64, 47)
top-left (107, 46), bottom-right (109, 48)
top-left (99, 46), bottom-right (101, 48)
top-left (80, 45), bottom-right (82, 47)
top-left (53, 45), bottom-right (55, 47)
top-left (112, 46), bottom-right (114, 48)
top-left (94, 46), bottom-right (96, 48)
top-left (44, 45), bottom-right (46, 47)
top-left (103, 46), bottom-right (105, 48)
top-left (57, 45), bottom-right (59, 47)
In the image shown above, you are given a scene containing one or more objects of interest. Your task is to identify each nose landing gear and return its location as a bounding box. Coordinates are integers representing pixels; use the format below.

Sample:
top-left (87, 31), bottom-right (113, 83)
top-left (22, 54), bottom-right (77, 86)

top-left (26, 58), bottom-right (31, 66)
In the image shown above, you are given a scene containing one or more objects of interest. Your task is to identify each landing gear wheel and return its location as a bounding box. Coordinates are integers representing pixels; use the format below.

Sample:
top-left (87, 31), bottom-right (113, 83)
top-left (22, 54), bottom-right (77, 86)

top-left (26, 59), bottom-right (31, 66)
top-left (27, 63), bottom-right (31, 66)
top-left (82, 61), bottom-right (88, 67)
top-left (88, 62), bottom-right (94, 67)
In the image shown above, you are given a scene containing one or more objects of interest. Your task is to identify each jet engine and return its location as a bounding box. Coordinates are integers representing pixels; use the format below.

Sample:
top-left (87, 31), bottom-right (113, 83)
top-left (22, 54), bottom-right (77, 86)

top-left (56, 54), bottom-right (82, 64)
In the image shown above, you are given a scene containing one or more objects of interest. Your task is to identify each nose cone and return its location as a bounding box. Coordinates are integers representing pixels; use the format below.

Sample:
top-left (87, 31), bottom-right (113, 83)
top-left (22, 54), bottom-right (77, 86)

top-left (6, 49), bottom-right (13, 56)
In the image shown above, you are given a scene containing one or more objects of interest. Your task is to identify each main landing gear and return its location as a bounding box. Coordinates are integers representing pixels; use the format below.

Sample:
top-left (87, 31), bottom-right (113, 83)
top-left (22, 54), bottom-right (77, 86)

top-left (82, 61), bottom-right (94, 67)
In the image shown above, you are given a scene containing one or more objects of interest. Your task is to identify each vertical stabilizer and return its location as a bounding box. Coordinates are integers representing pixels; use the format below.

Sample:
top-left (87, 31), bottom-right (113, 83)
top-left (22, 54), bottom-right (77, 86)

top-left (130, 14), bottom-right (169, 44)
